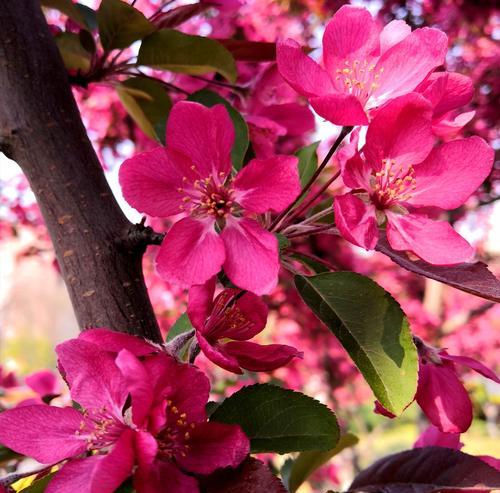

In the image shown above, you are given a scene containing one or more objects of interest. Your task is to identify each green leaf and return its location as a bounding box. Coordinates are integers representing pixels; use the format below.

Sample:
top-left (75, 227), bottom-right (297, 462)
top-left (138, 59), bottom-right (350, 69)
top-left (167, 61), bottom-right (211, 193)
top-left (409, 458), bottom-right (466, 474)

top-left (19, 473), bottom-right (55, 492)
top-left (288, 433), bottom-right (358, 492)
top-left (117, 76), bottom-right (172, 142)
top-left (296, 141), bottom-right (319, 188)
top-left (188, 89), bottom-right (248, 170)
top-left (276, 233), bottom-right (291, 252)
top-left (166, 312), bottom-right (193, 342)
top-left (0, 445), bottom-right (22, 463)
top-left (289, 252), bottom-right (330, 274)
top-left (211, 384), bottom-right (339, 454)
top-left (75, 4), bottom-right (98, 31)
top-left (41, 0), bottom-right (87, 27)
top-left (97, 0), bottom-right (155, 50)
top-left (55, 32), bottom-right (92, 72)
top-left (295, 272), bottom-right (418, 415)
top-left (138, 29), bottom-right (237, 83)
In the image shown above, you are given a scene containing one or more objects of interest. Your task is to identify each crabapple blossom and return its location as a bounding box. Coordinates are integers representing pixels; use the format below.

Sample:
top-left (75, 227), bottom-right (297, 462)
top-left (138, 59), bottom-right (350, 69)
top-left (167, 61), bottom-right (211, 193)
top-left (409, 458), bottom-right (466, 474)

top-left (120, 101), bottom-right (300, 295)
top-left (334, 93), bottom-right (494, 265)
top-left (277, 5), bottom-right (447, 125)
top-left (188, 277), bottom-right (302, 374)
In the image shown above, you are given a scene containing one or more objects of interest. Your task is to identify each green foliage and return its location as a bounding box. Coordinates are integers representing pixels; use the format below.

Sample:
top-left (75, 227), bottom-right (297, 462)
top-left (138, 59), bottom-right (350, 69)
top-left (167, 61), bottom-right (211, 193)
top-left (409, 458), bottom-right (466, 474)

top-left (211, 383), bottom-right (339, 454)
top-left (295, 272), bottom-right (418, 415)
top-left (296, 141), bottom-right (319, 187)
top-left (97, 0), bottom-right (155, 50)
top-left (188, 89), bottom-right (249, 170)
top-left (117, 76), bottom-right (172, 142)
top-left (138, 29), bottom-right (237, 83)
top-left (166, 312), bottom-right (193, 342)
top-left (55, 32), bottom-right (92, 72)
top-left (19, 473), bottom-right (55, 492)
top-left (287, 433), bottom-right (359, 492)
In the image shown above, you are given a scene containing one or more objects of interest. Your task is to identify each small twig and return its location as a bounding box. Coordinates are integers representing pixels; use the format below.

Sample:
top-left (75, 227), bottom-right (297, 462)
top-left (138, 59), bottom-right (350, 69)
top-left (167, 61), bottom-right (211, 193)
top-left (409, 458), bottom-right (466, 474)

top-left (189, 74), bottom-right (248, 93)
top-left (286, 224), bottom-right (338, 239)
top-left (120, 70), bottom-right (191, 95)
top-left (286, 248), bottom-right (338, 272)
top-left (121, 218), bottom-right (165, 251)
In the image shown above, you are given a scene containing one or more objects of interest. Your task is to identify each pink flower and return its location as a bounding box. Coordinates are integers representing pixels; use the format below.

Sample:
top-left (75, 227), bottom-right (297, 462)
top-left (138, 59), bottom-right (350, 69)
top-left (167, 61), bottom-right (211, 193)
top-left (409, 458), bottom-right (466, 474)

top-left (119, 101), bottom-right (301, 295)
top-left (25, 369), bottom-right (60, 398)
top-left (416, 71), bottom-right (476, 138)
top-left (0, 334), bottom-right (249, 493)
top-left (277, 5), bottom-right (448, 125)
top-left (188, 277), bottom-right (302, 374)
top-left (0, 366), bottom-right (18, 389)
top-left (334, 93), bottom-right (494, 265)
top-left (375, 340), bottom-right (499, 434)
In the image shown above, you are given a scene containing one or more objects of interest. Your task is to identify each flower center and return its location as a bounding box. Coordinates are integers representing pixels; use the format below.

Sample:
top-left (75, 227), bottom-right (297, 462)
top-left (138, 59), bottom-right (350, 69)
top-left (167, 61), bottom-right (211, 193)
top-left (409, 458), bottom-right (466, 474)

top-left (371, 158), bottom-right (416, 208)
top-left (335, 59), bottom-right (384, 104)
top-left (156, 400), bottom-right (196, 461)
top-left (75, 406), bottom-right (125, 451)
top-left (178, 173), bottom-right (235, 219)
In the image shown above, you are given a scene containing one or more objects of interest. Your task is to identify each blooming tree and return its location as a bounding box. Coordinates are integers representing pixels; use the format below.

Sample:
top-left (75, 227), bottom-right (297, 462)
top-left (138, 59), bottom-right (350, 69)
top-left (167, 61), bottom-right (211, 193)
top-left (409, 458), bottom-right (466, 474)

top-left (0, 1), bottom-right (499, 492)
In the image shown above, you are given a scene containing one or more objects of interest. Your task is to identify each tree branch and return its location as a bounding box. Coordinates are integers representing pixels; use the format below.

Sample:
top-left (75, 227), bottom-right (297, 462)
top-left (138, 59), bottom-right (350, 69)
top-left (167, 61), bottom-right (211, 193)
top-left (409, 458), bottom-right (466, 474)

top-left (0, 1), bottom-right (162, 342)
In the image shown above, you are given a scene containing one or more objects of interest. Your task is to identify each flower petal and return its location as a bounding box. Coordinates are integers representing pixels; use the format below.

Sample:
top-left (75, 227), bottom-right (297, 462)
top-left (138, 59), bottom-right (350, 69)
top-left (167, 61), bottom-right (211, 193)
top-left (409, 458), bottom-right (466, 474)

top-left (134, 460), bottom-right (199, 493)
top-left (432, 72), bottom-right (474, 118)
top-left (373, 27), bottom-right (448, 103)
top-left (341, 150), bottom-right (372, 190)
top-left (233, 155), bottom-right (300, 214)
top-left (386, 213), bottom-right (474, 265)
top-left (364, 93), bottom-right (433, 167)
top-left (276, 39), bottom-right (334, 98)
top-left (197, 332), bottom-right (242, 374)
top-left (224, 341), bottom-right (302, 372)
top-left (25, 370), bottom-right (59, 397)
top-left (119, 147), bottom-right (192, 217)
top-left (416, 361), bottom-right (473, 433)
top-left (56, 339), bottom-right (127, 414)
top-left (431, 110), bottom-right (475, 139)
top-left (259, 103), bottom-right (315, 136)
top-left (176, 422), bottom-right (249, 474)
top-left (334, 194), bottom-right (378, 250)
top-left (166, 101), bottom-right (234, 178)
top-left (322, 5), bottom-right (379, 73)
top-left (0, 405), bottom-right (86, 464)
top-left (187, 277), bottom-right (216, 331)
top-left (222, 291), bottom-right (268, 341)
top-left (156, 217), bottom-right (225, 288)
top-left (440, 353), bottom-right (500, 384)
top-left (379, 20), bottom-right (411, 54)
top-left (310, 93), bottom-right (369, 126)
top-left (221, 217), bottom-right (279, 295)
top-left (409, 137), bottom-right (494, 210)
top-left (413, 425), bottom-right (463, 450)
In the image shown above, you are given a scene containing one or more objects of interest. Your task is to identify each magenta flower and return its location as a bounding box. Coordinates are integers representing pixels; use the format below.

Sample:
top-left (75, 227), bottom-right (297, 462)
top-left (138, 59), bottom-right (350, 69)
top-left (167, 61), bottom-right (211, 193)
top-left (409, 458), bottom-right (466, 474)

top-left (188, 277), bottom-right (302, 374)
top-left (120, 101), bottom-right (300, 295)
top-left (334, 93), bottom-right (494, 265)
top-left (0, 366), bottom-right (18, 389)
top-left (416, 71), bottom-right (475, 138)
top-left (0, 334), bottom-right (249, 493)
top-left (277, 5), bottom-right (447, 125)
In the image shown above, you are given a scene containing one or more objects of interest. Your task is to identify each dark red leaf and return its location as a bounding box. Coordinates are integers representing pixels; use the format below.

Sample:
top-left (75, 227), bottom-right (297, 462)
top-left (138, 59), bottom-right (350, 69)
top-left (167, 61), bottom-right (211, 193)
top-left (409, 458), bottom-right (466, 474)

top-left (376, 237), bottom-right (500, 302)
top-left (349, 447), bottom-right (500, 493)
top-left (201, 458), bottom-right (287, 493)
top-left (152, 3), bottom-right (212, 29)
top-left (216, 39), bottom-right (276, 61)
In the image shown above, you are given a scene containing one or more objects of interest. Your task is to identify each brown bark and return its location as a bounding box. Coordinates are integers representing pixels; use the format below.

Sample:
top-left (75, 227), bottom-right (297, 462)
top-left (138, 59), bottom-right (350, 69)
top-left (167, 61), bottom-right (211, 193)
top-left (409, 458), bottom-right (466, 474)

top-left (0, 0), bottom-right (162, 342)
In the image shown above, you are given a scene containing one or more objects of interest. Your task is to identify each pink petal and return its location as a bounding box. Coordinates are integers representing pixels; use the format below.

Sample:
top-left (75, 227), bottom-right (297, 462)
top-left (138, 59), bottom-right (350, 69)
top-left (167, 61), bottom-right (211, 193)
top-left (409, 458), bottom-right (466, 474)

top-left (276, 39), bottom-right (334, 98)
top-left (134, 430), bottom-right (157, 470)
top-left (222, 291), bottom-right (268, 340)
top-left (433, 72), bottom-right (474, 118)
top-left (115, 350), bottom-right (153, 427)
top-left (480, 455), bottom-right (500, 472)
top-left (310, 93), bottom-right (369, 126)
top-left (416, 71), bottom-right (448, 109)
top-left (416, 361), bottom-right (473, 433)
top-left (221, 217), bottom-right (279, 295)
top-left (341, 151), bottom-right (372, 190)
top-left (56, 339), bottom-right (127, 415)
top-left (0, 405), bottom-right (86, 464)
top-left (134, 460), bottom-right (199, 493)
top-left (386, 213), bottom-right (474, 265)
top-left (413, 424), bottom-right (463, 450)
top-left (176, 421), bottom-right (249, 474)
top-left (119, 147), bottom-right (192, 217)
top-left (379, 20), bottom-right (411, 54)
top-left (409, 137), bottom-right (494, 209)
top-left (432, 110), bottom-right (475, 138)
top-left (373, 400), bottom-right (396, 419)
top-left (373, 27), bottom-right (448, 102)
top-left (364, 93), bottom-right (433, 167)
top-left (187, 277), bottom-right (216, 330)
top-left (79, 328), bottom-right (159, 357)
top-left (233, 155), bottom-right (300, 214)
top-left (197, 331), bottom-right (242, 374)
top-left (46, 430), bottom-right (135, 493)
top-left (322, 5), bottom-right (379, 73)
top-left (440, 353), bottom-right (500, 384)
top-left (166, 101), bottom-right (234, 179)
top-left (25, 370), bottom-right (59, 397)
top-left (156, 217), bottom-right (225, 288)
top-left (224, 341), bottom-right (302, 372)
top-left (247, 116), bottom-right (284, 159)
top-left (259, 103), bottom-right (315, 136)
top-left (334, 194), bottom-right (378, 250)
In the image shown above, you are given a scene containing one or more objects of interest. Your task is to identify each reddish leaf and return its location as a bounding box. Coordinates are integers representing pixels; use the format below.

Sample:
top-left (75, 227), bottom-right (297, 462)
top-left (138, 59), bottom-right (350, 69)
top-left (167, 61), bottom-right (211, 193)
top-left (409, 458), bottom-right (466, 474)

top-left (201, 458), bottom-right (287, 493)
top-left (216, 39), bottom-right (276, 61)
top-left (376, 237), bottom-right (500, 302)
top-left (152, 3), bottom-right (212, 29)
top-left (349, 447), bottom-right (500, 493)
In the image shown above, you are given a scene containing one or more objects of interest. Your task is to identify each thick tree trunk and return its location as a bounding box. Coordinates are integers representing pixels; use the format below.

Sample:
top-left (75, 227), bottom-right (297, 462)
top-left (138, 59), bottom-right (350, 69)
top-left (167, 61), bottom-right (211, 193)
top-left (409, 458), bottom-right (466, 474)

top-left (0, 0), bottom-right (162, 342)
